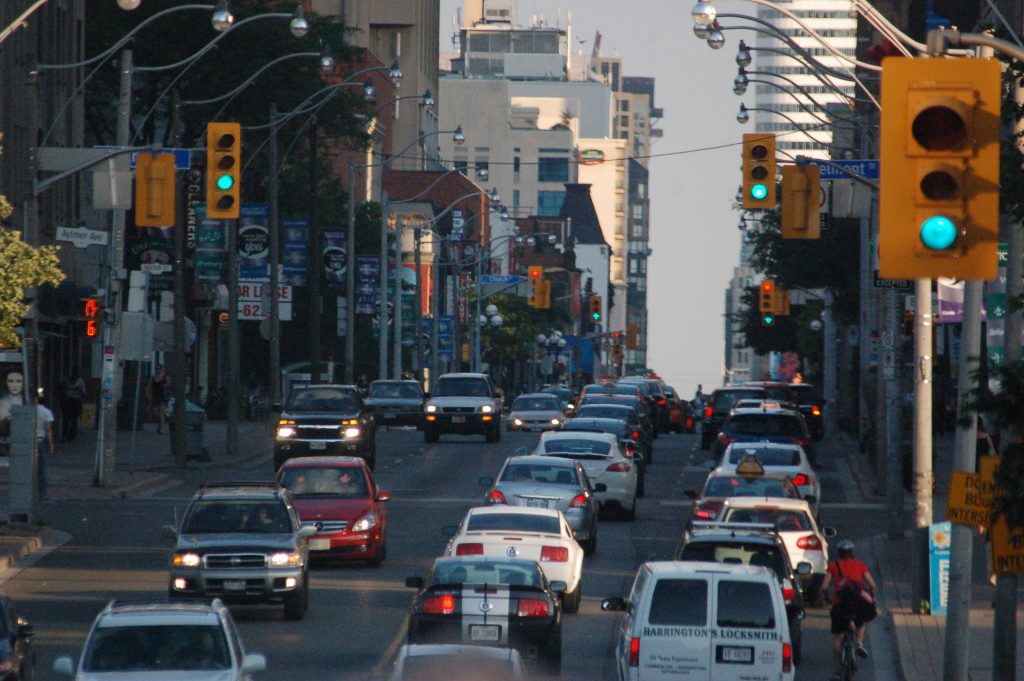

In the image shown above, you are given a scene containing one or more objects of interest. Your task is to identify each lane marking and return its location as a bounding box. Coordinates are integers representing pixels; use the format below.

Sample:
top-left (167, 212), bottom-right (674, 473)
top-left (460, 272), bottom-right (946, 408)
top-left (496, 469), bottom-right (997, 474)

top-left (372, 612), bottom-right (411, 677)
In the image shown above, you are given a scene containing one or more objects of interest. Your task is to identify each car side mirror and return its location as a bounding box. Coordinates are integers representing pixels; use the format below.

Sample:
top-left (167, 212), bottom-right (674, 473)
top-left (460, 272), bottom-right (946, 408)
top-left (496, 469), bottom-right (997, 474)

top-left (594, 483), bottom-right (608, 493)
top-left (823, 526), bottom-right (837, 537)
top-left (683, 490), bottom-right (697, 500)
top-left (161, 524), bottom-right (178, 540)
top-left (297, 525), bottom-right (318, 539)
top-left (796, 561), bottom-right (813, 576)
top-left (548, 580), bottom-right (567, 594)
top-left (441, 525), bottom-right (458, 538)
top-left (377, 490), bottom-right (392, 502)
top-left (405, 576), bottom-right (424, 589)
top-left (241, 653), bottom-right (267, 673)
top-left (601, 597), bottom-right (627, 612)
top-left (479, 476), bottom-right (494, 487)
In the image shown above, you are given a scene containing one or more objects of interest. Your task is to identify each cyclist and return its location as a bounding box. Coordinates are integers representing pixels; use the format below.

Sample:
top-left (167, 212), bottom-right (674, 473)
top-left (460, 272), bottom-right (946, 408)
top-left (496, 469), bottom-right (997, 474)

top-left (821, 539), bottom-right (877, 680)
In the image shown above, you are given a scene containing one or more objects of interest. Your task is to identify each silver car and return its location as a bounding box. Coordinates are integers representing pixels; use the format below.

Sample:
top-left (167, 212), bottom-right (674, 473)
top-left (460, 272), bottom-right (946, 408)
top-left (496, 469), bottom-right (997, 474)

top-left (506, 393), bottom-right (565, 432)
top-left (480, 454), bottom-right (599, 554)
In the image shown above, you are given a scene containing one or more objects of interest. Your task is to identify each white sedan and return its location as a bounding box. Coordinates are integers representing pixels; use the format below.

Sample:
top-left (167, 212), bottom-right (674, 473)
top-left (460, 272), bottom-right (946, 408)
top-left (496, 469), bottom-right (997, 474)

top-left (718, 496), bottom-right (836, 597)
top-left (717, 442), bottom-right (821, 515)
top-left (444, 506), bottom-right (586, 613)
top-left (532, 431), bottom-right (638, 520)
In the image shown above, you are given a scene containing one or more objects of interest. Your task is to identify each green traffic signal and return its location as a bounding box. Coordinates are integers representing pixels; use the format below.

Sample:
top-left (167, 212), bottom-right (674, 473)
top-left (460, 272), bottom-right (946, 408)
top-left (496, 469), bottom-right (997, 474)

top-left (761, 315), bottom-right (774, 326)
top-left (216, 174), bottom-right (235, 191)
top-left (919, 215), bottom-right (957, 251)
top-left (750, 183), bottom-right (768, 201)
top-left (591, 312), bottom-right (601, 321)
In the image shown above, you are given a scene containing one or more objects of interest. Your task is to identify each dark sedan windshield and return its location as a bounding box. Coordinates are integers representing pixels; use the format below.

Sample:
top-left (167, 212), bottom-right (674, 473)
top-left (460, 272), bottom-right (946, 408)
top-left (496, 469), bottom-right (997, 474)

top-left (466, 513), bottom-right (560, 534)
top-left (724, 414), bottom-right (804, 436)
top-left (369, 381), bottom-right (422, 399)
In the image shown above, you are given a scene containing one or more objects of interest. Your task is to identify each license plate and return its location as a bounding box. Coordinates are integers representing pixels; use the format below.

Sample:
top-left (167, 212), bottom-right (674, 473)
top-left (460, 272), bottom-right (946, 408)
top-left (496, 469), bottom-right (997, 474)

top-left (452, 415), bottom-right (466, 423)
top-left (469, 625), bottom-right (501, 642)
top-left (384, 413), bottom-right (397, 420)
top-left (717, 646), bottom-right (753, 664)
top-left (309, 441), bottom-right (327, 450)
top-left (223, 580), bottom-right (246, 591)
top-left (309, 538), bottom-right (331, 551)
top-left (526, 498), bottom-right (547, 508)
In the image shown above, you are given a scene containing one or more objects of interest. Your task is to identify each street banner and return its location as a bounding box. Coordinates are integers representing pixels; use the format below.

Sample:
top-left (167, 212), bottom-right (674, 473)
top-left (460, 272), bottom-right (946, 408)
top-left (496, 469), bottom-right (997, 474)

top-left (356, 256), bottom-right (379, 314)
top-left (322, 229), bottom-right (347, 291)
top-left (237, 204), bottom-right (270, 282)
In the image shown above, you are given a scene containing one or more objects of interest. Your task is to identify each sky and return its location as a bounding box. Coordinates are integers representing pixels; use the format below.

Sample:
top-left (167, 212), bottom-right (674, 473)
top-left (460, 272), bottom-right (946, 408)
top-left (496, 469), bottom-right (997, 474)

top-left (439, 0), bottom-right (744, 397)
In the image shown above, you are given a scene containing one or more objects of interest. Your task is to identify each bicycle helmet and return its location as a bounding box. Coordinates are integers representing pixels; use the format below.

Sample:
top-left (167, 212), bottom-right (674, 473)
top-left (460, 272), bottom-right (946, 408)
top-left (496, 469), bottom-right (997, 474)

top-left (837, 539), bottom-right (855, 556)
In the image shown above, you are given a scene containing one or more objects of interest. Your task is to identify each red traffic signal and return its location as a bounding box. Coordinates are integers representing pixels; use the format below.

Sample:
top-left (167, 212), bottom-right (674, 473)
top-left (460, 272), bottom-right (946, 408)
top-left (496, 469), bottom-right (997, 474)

top-left (528, 265), bottom-right (543, 279)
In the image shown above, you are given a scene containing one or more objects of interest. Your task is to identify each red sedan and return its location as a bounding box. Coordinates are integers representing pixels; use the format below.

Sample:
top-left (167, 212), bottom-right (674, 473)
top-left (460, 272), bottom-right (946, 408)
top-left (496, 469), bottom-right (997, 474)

top-left (277, 456), bottom-right (390, 566)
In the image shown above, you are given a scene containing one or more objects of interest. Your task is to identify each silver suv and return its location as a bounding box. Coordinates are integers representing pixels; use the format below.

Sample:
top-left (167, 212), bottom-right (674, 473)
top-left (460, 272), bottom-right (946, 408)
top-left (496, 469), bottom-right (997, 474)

top-left (52, 598), bottom-right (266, 679)
top-left (422, 373), bottom-right (504, 443)
top-left (164, 482), bottom-right (317, 620)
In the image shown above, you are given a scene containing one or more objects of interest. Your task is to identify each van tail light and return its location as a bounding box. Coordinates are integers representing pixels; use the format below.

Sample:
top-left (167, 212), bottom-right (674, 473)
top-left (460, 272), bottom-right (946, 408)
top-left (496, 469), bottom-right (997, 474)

top-left (569, 494), bottom-right (589, 508)
top-left (516, 598), bottom-right (550, 617)
top-left (629, 636), bottom-right (640, 666)
top-left (718, 434), bottom-right (735, 448)
top-left (704, 405), bottom-right (713, 419)
top-left (790, 473), bottom-right (810, 487)
top-left (606, 462), bottom-right (631, 473)
top-left (423, 593), bottom-right (457, 615)
top-left (456, 543), bottom-right (484, 556)
top-left (811, 405), bottom-right (822, 417)
top-left (781, 578), bottom-right (795, 603)
top-left (782, 642), bottom-right (793, 673)
top-left (487, 489), bottom-right (507, 504)
top-left (796, 534), bottom-right (822, 550)
top-left (540, 546), bottom-right (569, 562)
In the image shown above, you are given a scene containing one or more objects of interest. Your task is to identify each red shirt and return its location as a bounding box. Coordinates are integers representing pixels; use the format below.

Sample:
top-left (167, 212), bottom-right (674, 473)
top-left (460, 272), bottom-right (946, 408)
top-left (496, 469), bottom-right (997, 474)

top-left (828, 557), bottom-right (869, 605)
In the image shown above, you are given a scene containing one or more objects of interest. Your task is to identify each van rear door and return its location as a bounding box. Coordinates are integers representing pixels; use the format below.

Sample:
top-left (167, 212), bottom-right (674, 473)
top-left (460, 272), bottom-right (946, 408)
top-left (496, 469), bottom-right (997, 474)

top-left (711, 574), bottom-right (789, 680)
top-left (635, 576), bottom-right (711, 679)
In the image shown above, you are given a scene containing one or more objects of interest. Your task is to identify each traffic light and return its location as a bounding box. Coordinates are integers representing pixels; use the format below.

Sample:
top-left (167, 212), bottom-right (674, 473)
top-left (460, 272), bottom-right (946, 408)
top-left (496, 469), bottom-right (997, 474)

top-left (780, 164), bottom-right (821, 239)
top-left (879, 57), bottom-right (1001, 280)
top-left (758, 280), bottom-right (775, 314)
top-left (742, 133), bottom-right (776, 209)
top-left (528, 279), bottom-right (551, 309)
top-left (134, 152), bottom-right (176, 227)
top-left (82, 297), bottom-right (100, 338)
top-left (589, 295), bottom-right (602, 322)
top-left (528, 265), bottom-right (544, 279)
top-left (206, 122), bottom-right (241, 219)
top-left (774, 286), bottom-right (791, 316)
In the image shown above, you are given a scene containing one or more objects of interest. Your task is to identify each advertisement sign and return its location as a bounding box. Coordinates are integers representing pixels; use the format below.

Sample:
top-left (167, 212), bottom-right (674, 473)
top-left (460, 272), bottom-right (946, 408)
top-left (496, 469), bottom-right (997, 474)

top-left (322, 229), bottom-right (347, 291)
top-left (125, 229), bottom-right (173, 291)
top-left (928, 521), bottom-right (952, 616)
top-left (579, 149), bottom-right (605, 165)
top-left (282, 218), bottom-right (309, 286)
top-left (195, 205), bottom-right (225, 282)
top-left (237, 204), bottom-right (270, 281)
top-left (356, 256), bottom-right (379, 314)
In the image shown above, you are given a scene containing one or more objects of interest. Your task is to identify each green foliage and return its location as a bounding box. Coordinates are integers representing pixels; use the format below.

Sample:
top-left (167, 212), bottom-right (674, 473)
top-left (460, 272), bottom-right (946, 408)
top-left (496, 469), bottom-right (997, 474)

top-left (0, 230), bottom-right (66, 349)
top-left (477, 293), bottom-right (567, 365)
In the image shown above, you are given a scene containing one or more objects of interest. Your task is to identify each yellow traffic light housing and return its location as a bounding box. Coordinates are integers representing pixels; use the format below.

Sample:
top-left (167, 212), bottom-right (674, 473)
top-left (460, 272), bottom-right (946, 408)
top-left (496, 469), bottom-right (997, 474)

top-left (206, 122), bottom-right (242, 219)
top-left (758, 280), bottom-right (776, 314)
top-left (774, 286), bottom-right (791, 316)
top-left (528, 265), bottom-right (543, 279)
top-left (742, 133), bottom-right (776, 209)
top-left (879, 57), bottom-right (1001, 280)
top-left (589, 295), bottom-right (602, 322)
top-left (134, 152), bottom-right (176, 227)
top-left (780, 165), bottom-right (821, 239)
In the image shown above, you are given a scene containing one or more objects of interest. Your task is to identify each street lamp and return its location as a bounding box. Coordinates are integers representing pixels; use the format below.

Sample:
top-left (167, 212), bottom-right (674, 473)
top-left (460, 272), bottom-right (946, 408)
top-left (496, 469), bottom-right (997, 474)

top-left (535, 331), bottom-right (567, 389)
top-left (476, 305), bottom-right (503, 373)
top-left (212, 0), bottom-right (234, 31)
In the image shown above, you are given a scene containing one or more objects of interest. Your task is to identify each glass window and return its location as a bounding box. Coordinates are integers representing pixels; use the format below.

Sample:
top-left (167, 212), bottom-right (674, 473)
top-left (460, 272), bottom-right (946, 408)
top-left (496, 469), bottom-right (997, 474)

top-left (537, 157), bottom-right (569, 182)
top-left (501, 463), bottom-right (578, 485)
top-left (513, 157), bottom-right (521, 173)
top-left (537, 191), bottom-right (565, 216)
top-left (466, 513), bottom-right (560, 534)
top-left (620, 99), bottom-right (630, 112)
top-left (723, 507), bottom-right (811, 531)
top-left (454, 159), bottom-right (469, 173)
top-left (648, 579), bottom-right (708, 625)
top-left (725, 414), bottom-right (804, 436)
top-left (513, 190), bottom-right (520, 207)
top-left (285, 388), bottom-right (358, 411)
top-left (717, 580), bottom-right (775, 628)
top-left (435, 377), bottom-right (490, 397)
top-left (512, 396), bottom-right (560, 411)
top-left (84, 625), bottom-right (231, 671)
top-left (728, 446), bottom-right (799, 466)
top-left (542, 438), bottom-right (611, 455)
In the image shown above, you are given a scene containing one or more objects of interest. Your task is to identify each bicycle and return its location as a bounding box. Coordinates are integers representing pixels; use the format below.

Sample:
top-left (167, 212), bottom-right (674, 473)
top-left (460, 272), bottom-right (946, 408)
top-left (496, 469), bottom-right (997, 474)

top-left (839, 621), bottom-right (858, 681)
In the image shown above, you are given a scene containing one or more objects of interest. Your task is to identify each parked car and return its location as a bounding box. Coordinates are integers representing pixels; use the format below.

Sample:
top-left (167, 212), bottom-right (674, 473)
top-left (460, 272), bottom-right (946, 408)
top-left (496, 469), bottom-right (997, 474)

top-left (53, 598), bottom-right (265, 680)
top-left (788, 383), bottom-right (825, 440)
top-left (480, 454), bottom-right (599, 554)
top-left (277, 456), bottom-right (390, 566)
top-left (364, 380), bottom-right (424, 428)
top-left (506, 393), bottom-right (565, 432)
top-left (404, 557), bottom-right (563, 674)
top-left (700, 386), bottom-right (768, 449)
top-left (273, 384), bottom-right (378, 470)
top-left (533, 430), bottom-right (639, 520)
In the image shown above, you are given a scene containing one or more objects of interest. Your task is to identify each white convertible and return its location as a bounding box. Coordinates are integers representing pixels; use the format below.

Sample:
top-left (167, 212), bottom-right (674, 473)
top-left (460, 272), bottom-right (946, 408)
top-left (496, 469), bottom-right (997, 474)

top-left (444, 506), bottom-right (586, 613)
top-left (533, 431), bottom-right (638, 520)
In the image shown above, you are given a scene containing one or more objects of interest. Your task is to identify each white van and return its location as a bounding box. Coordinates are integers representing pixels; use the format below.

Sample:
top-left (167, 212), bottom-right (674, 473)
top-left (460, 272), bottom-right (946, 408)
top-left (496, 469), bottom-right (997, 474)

top-left (602, 561), bottom-right (794, 681)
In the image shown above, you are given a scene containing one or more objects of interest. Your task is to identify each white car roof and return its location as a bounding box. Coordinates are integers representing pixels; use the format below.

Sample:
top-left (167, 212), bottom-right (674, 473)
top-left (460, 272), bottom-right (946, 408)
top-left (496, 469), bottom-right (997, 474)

top-left (642, 560), bottom-right (777, 578)
top-left (466, 505), bottom-right (562, 519)
top-left (540, 430), bottom-right (618, 445)
top-left (503, 454), bottom-right (575, 467)
top-left (98, 608), bottom-right (220, 628)
top-left (721, 497), bottom-right (814, 513)
top-left (724, 442), bottom-right (803, 455)
top-left (397, 643), bottom-right (522, 661)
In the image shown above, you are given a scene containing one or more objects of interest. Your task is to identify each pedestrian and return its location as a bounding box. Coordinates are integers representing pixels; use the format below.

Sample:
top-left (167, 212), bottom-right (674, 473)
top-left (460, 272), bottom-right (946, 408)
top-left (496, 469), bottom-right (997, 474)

top-left (146, 365), bottom-right (171, 434)
top-left (60, 368), bottom-right (86, 442)
top-left (32, 392), bottom-right (55, 501)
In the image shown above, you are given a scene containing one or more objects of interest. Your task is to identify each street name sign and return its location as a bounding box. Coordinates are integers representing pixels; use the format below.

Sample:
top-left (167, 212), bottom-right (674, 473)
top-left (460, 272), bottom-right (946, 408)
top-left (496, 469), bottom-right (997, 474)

top-left (479, 275), bottom-right (524, 285)
top-left (57, 226), bottom-right (109, 248)
top-left (810, 158), bottom-right (879, 181)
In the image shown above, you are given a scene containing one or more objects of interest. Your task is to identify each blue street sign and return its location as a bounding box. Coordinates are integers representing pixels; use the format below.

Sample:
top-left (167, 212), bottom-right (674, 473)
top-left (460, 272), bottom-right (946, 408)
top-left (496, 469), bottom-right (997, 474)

top-left (480, 275), bottom-right (523, 285)
top-left (928, 521), bottom-right (951, 616)
top-left (810, 159), bottom-right (879, 181)
top-left (95, 146), bottom-right (192, 170)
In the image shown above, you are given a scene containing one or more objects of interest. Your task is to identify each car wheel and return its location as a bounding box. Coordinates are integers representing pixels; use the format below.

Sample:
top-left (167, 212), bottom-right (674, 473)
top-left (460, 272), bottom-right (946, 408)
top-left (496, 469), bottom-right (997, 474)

top-left (423, 428), bottom-right (439, 443)
top-left (283, 575), bottom-right (309, 621)
top-left (562, 581), bottom-right (581, 614)
top-left (791, 620), bottom-right (803, 666)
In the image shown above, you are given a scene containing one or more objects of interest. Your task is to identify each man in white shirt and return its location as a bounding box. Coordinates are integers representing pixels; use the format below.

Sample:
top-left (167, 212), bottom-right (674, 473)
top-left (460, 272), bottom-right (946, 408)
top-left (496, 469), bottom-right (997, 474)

top-left (33, 393), bottom-right (54, 500)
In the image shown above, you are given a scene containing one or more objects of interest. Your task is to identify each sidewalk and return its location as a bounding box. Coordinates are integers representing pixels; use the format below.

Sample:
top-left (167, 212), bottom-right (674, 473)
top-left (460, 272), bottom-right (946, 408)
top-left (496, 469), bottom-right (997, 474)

top-left (835, 430), bottom-right (1024, 681)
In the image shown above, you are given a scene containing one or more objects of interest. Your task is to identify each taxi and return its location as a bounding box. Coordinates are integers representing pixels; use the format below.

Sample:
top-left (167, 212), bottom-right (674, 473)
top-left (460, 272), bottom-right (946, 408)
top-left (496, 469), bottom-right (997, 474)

top-left (685, 456), bottom-right (802, 521)
top-left (717, 444), bottom-right (821, 517)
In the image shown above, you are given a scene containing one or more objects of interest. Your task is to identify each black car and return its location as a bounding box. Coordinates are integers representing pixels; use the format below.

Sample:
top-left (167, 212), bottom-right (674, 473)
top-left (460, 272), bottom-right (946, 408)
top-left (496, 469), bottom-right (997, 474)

top-left (674, 522), bottom-right (810, 666)
top-left (364, 380), bottom-right (424, 428)
top-left (571, 403), bottom-right (653, 463)
top-left (713, 407), bottom-right (816, 463)
top-left (559, 416), bottom-right (646, 496)
top-left (0, 595), bottom-right (33, 681)
top-left (699, 386), bottom-right (768, 449)
top-left (576, 394), bottom-right (655, 445)
top-left (405, 556), bottom-right (563, 674)
top-left (619, 376), bottom-right (671, 434)
top-left (273, 384), bottom-right (378, 470)
top-left (788, 383), bottom-right (824, 440)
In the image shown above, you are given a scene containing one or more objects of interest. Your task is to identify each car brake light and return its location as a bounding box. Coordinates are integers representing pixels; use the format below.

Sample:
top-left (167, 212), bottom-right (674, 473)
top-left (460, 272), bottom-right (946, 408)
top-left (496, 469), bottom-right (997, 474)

top-left (695, 509), bottom-right (712, 520)
top-left (606, 462), bottom-right (631, 472)
top-left (570, 494), bottom-right (589, 508)
top-left (658, 398), bottom-right (666, 406)
top-left (632, 430), bottom-right (640, 439)
top-left (516, 598), bottom-right (550, 617)
top-left (790, 473), bottom-right (810, 487)
top-left (811, 405), bottom-right (821, 416)
top-left (423, 593), bottom-right (457, 615)
top-left (686, 417), bottom-right (694, 427)
top-left (782, 642), bottom-right (792, 673)
top-left (456, 543), bottom-right (484, 556)
top-left (796, 534), bottom-right (822, 550)
top-left (782, 578), bottom-right (795, 603)
top-left (703, 405), bottom-right (713, 419)
top-left (718, 434), bottom-right (735, 447)
top-left (540, 546), bottom-right (569, 562)
top-left (629, 636), bottom-right (640, 666)
top-left (487, 489), bottom-right (507, 504)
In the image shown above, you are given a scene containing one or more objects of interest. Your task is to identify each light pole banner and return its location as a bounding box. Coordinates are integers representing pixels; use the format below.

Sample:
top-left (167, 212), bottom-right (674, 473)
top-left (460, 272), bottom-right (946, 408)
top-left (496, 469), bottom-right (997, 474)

top-left (237, 203), bottom-right (270, 282)
top-left (356, 256), bottom-right (379, 314)
top-left (322, 229), bottom-right (347, 291)
top-left (281, 218), bottom-right (309, 286)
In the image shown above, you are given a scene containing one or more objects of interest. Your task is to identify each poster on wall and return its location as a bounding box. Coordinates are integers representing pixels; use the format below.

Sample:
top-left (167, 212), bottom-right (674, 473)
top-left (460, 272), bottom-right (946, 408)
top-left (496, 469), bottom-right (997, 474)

top-left (125, 228), bottom-right (173, 293)
top-left (0, 358), bottom-right (26, 457)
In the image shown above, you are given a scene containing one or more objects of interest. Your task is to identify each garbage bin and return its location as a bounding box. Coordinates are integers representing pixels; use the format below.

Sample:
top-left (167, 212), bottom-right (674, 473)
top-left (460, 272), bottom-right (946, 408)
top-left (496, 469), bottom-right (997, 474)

top-left (169, 399), bottom-right (208, 461)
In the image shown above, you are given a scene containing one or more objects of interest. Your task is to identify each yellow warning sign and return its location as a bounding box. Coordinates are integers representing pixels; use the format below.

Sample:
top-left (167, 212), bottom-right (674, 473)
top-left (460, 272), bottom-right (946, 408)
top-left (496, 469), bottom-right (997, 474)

top-left (945, 471), bottom-right (990, 526)
top-left (978, 455), bottom-right (999, 506)
top-left (990, 515), bottom-right (1024, 575)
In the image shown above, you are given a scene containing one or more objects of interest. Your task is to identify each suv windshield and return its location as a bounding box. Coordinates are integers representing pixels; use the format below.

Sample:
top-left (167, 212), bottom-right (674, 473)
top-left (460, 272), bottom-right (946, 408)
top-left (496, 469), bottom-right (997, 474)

top-left (713, 389), bottom-right (766, 413)
top-left (370, 382), bottom-right (421, 399)
top-left (434, 377), bottom-right (490, 397)
top-left (286, 388), bottom-right (358, 412)
top-left (84, 624), bottom-right (231, 671)
top-left (725, 414), bottom-right (804, 436)
top-left (183, 500), bottom-right (292, 534)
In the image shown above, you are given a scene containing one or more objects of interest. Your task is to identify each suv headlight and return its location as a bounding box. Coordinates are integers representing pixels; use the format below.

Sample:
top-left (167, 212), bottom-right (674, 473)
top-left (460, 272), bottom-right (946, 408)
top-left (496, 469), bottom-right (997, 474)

top-left (173, 552), bottom-right (201, 568)
top-left (270, 551), bottom-right (302, 567)
top-left (350, 512), bottom-right (377, 532)
top-left (277, 426), bottom-right (296, 438)
top-left (481, 404), bottom-right (494, 414)
top-left (425, 404), bottom-right (438, 413)
top-left (343, 427), bottom-right (361, 438)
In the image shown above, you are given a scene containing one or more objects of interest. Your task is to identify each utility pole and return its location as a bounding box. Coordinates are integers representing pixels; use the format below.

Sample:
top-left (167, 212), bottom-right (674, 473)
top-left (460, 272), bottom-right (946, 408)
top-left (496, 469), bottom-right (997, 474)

top-left (169, 89), bottom-right (187, 465)
top-left (268, 103), bottom-right (281, 405)
top-left (430, 239), bottom-right (441, 393)
top-left (345, 161), bottom-right (356, 384)
top-left (822, 291), bottom-right (837, 438)
top-left (414, 227), bottom-right (424, 386)
top-left (226, 215), bottom-right (239, 457)
top-left (393, 215), bottom-right (403, 379)
top-left (379, 192), bottom-right (389, 380)
top-left (885, 290), bottom-right (904, 537)
top-left (913, 278), bottom-right (933, 530)
top-left (308, 123), bottom-right (321, 382)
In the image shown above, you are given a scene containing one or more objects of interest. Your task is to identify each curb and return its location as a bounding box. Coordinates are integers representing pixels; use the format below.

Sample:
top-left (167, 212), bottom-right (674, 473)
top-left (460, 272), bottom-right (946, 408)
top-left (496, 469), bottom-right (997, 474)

top-left (0, 526), bottom-right (66, 571)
